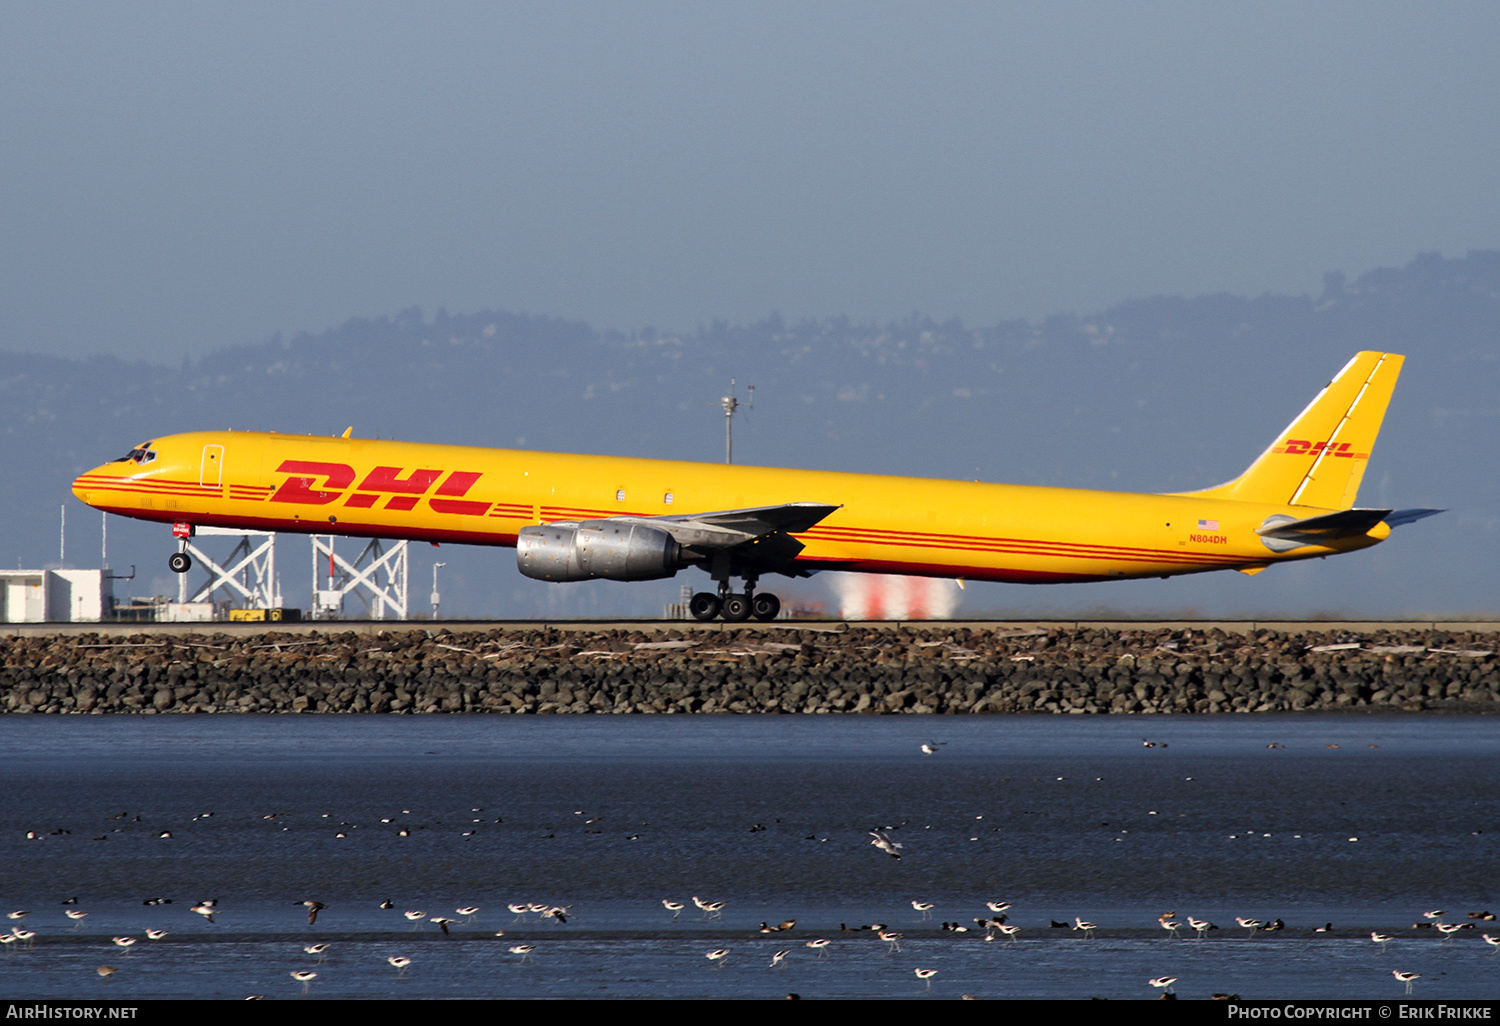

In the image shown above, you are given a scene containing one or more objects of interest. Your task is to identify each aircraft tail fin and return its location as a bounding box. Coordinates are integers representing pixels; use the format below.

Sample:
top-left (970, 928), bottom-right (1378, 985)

top-left (1183, 351), bottom-right (1404, 509)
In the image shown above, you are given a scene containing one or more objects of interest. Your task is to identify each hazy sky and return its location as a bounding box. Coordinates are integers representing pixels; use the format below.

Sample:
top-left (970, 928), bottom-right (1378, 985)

top-left (4, 1), bottom-right (1499, 361)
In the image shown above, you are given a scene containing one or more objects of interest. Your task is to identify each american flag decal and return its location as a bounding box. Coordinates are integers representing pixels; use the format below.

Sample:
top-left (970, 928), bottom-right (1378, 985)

top-left (1197, 519), bottom-right (1219, 530)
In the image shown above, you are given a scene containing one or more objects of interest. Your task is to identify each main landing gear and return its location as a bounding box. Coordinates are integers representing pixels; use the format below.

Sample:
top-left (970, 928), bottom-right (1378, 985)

top-left (688, 581), bottom-right (781, 622)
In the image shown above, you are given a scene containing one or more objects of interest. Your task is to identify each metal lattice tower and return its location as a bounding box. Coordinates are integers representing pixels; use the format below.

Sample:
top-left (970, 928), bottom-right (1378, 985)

top-left (176, 527), bottom-right (282, 608)
top-left (310, 536), bottom-right (409, 620)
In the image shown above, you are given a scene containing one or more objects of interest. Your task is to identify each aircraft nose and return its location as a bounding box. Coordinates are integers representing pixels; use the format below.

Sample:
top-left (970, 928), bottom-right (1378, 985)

top-left (72, 464), bottom-right (117, 506)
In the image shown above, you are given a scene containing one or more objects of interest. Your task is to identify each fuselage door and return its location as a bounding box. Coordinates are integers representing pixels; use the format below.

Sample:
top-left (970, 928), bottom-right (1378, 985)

top-left (201, 445), bottom-right (224, 488)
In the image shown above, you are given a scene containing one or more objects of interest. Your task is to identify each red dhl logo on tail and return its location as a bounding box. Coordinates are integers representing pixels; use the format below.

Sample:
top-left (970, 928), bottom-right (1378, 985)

top-left (1273, 439), bottom-right (1368, 459)
top-left (270, 462), bottom-right (489, 515)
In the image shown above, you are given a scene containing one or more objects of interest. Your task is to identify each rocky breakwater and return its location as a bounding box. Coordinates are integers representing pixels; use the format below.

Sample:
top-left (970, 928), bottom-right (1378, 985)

top-left (0, 625), bottom-right (1495, 715)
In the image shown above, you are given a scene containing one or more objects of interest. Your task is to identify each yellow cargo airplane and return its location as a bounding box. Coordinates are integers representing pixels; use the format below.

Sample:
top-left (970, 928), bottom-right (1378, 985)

top-left (73, 350), bottom-right (1438, 621)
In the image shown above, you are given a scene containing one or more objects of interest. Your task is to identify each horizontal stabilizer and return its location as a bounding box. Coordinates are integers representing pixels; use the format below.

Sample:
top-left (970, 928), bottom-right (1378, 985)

top-left (1256, 508), bottom-right (1392, 539)
top-left (1382, 508), bottom-right (1445, 529)
top-left (1256, 507), bottom-right (1392, 553)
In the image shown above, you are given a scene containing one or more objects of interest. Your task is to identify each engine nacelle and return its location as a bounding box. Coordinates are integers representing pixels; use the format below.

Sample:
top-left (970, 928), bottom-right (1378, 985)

top-left (516, 521), bottom-right (683, 582)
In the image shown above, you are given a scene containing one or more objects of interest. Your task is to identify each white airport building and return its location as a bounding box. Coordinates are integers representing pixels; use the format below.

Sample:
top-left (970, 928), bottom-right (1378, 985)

top-left (0, 568), bottom-right (114, 623)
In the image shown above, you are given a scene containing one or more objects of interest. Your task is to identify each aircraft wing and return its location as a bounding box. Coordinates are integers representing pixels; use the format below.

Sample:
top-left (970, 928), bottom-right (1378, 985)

top-left (655, 502), bottom-right (840, 536)
top-left (601, 501), bottom-right (838, 547)
top-left (594, 502), bottom-right (841, 575)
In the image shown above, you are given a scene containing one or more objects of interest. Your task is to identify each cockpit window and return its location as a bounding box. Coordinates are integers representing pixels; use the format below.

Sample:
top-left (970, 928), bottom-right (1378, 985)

top-left (112, 442), bottom-right (157, 465)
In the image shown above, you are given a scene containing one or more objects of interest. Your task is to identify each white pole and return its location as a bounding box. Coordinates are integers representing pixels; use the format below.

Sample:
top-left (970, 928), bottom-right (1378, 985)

top-left (102, 512), bottom-right (107, 567)
top-left (59, 505), bottom-right (65, 564)
top-left (431, 562), bottom-right (446, 620)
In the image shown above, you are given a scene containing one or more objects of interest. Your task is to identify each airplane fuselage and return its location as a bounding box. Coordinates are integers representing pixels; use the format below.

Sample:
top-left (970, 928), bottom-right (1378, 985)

top-left (72, 429), bottom-right (1383, 585)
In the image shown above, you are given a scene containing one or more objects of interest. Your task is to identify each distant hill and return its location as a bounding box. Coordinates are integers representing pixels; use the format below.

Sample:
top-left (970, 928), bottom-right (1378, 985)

top-left (4, 250), bottom-right (1493, 619)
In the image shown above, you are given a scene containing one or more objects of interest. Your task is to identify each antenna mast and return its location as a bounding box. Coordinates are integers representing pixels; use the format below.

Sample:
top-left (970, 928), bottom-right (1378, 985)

top-left (719, 379), bottom-right (754, 464)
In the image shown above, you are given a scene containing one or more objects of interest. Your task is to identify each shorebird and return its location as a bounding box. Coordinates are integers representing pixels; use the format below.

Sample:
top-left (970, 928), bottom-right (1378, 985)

top-left (694, 898), bottom-right (725, 920)
top-left (1073, 917), bottom-right (1098, 938)
top-left (869, 830), bottom-right (903, 860)
top-left (290, 970), bottom-right (317, 994)
top-left (663, 900), bottom-right (685, 920)
top-left (431, 916), bottom-right (456, 935)
top-left (544, 907), bottom-right (569, 924)
top-left (1482, 933), bottom-right (1500, 953)
top-left (705, 948), bottom-right (731, 968)
top-left (1423, 910), bottom-right (1447, 922)
top-left (1235, 917), bottom-right (1263, 938)
top-left (7, 911), bottom-right (28, 922)
top-left (0, 933), bottom-right (15, 953)
top-left (1149, 976), bottom-right (1178, 994)
top-left (1159, 915), bottom-right (1182, 939)
top-left (1371, 932), bottom-right (1394, 952)
top-left (190, 903), bottom-right (217, 923)
top-left (920, 741), bottom-right (946, 755)
top-left (879, 930), bottom-right (903, 953)
top-left (1393, 971), bottom-right (1420, 995)
top-left (296, 900), bottom-right (327, 925)
top-left (914, 968), bottom-right (938, 990)
top-left (13, 929), bottom-right (36, 949)
top-left (404, 911), bottom-right (427, 930)
top-left (388, 956), bottom-right (411, 976)
top-left (112, 936), bottom-right (137, 953)
top-left (509, 944), bottom-right (535, 963)
top-left (997, 923), bottom-right (1021, 944)
top-left (145, 929), bottom-right (168, 941)
top-left (1188, 917), bottom-right (1216, 939)
top-left (457, 907), bottom-right (480, 922)
top-left (96, 965), bottom-right (116, 978)
top-left (986, 901), bottom-right (1013, 915)
top-left (508, 903), bottom-right (530, 922)
top-left (770, 949), bottom-right (790, 968)
top-left (806, 938), bottom-right (831, 958)
top-left (304, 944), bottom-right (328, 962)
top-left (911, 901), bottom-right (935, 920)
top-left (1436, 923), bottom-right (1465, 942)
top-left (65, 910), bottom-right (87, 929)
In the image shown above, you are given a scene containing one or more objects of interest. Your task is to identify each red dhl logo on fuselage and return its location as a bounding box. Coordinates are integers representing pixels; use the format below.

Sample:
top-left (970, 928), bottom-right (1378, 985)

top-left (270, 462), bottom-right (489, 515)
top-left (1273, 439), bottom-right (1368, 459)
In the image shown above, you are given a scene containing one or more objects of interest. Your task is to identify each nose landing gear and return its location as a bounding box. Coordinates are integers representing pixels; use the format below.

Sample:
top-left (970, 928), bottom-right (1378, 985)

top-left (169, 522), bottom-right (194, 574)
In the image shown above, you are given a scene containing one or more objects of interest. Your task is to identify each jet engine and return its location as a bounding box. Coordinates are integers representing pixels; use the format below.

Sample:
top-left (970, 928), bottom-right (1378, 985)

top-left (517, 521), bottom-right (683, 582)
